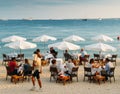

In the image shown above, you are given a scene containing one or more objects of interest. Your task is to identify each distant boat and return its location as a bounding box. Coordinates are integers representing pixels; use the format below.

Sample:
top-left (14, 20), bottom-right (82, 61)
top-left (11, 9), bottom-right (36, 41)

top-left (82, 19), bottom-right (87, 21)
top-left (22, 17), bottom-right (33, 21)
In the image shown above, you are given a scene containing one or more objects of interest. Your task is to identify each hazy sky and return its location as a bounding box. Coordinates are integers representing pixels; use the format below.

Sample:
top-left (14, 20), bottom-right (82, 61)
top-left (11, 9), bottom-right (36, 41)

top-left (0, 0), bottom-right (120, 19)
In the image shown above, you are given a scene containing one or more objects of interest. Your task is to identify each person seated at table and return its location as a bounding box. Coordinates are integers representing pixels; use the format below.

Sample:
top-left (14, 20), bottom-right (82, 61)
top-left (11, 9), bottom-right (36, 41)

top-left (65, 59), bottom-right (76, 81)
top-left (23, 58), bottom-right (32, 76)
top-left (86, 58), bottom-right (102, 75)
top-left (79, 48), bottom-right (87, 65)
top-left (50, 59), bottom-right (57, 68)
top-left (64, 50), bottom-right (72, 62)
top-left (102, 58), bottom-right (114, 80)
top-left (50, 59), bottom-right (58, 79)
top-left (85, 58), bottom-right (93, 68)
top-left (50, 47), bottom-right (58, 58)
top-left (58, 65), bottom-right (69, 77)
top-left (66, 59), bottom-right (75, 74)
top-left (8, 57), bottom-right (18, 75)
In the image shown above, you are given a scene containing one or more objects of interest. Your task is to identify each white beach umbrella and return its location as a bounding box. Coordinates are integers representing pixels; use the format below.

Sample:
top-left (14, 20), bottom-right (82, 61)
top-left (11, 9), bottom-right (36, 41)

top-left (33, 35), bottom-right (57, 52)
top-left (48, 41), bottom-right (80, 50)
top-left (32, 35), bottom-right (57, 42)
top-left (1, 35), bottom-right (26, 42)
top-left (91, 34), bottom-right (113, 42)
top-left (4, 40), bottom-right (37, 53)
top-left (85, 42), bottom-right (116, 52)
top-left (63, 35), bottom-right (85, 42)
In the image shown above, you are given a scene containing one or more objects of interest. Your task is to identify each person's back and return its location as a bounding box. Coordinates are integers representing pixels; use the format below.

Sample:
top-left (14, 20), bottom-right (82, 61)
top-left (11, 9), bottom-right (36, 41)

top-left (50, 59), bottom-right (57, 68)
top-left (105, 58), bottom-right (111, 73)
top-left (8, 58), bottom-right (17, 74)
top-left (66, 59), bottom-right (75, 74)
top-left (24, 63), bottom-right (31, 71)
top-left (64, 50), bottom-right (72, 61)
top-left (24, 59), bottom-right (31, 75)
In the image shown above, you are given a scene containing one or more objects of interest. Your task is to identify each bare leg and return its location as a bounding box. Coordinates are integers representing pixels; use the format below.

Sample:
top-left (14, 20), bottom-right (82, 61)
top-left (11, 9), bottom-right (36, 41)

top-left (37, 79), bottom-right (42, 88)
top-left (31, 76), bottom-right (35, 86)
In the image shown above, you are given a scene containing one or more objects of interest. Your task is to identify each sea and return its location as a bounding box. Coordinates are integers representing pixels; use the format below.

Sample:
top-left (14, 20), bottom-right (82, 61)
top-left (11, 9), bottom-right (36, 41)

top-left (0, 18), bottom-right (120, 60)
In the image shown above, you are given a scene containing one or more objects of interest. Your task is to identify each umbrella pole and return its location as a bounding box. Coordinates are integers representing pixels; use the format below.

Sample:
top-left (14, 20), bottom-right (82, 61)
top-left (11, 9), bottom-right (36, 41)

top-left (20, 49), bottom-right (22, 54)
top-left (63, 50), bottom-right (65, 63)
top-left (99, 51), bottom-right (102, 61)
top-left (44, 42), bottom-right (45, 54)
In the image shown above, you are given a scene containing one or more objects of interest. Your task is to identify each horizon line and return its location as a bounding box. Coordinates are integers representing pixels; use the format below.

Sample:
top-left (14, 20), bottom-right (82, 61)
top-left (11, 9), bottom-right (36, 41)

top-left (1, 17), bottom-right (120, 21)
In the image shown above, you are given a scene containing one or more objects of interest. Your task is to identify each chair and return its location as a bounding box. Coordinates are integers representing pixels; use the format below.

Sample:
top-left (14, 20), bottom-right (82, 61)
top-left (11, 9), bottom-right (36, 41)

top-left (50, 67), bottom-right (58, 81)
top-left (110, 55), bottom-right (117, 66)
top-left (84, 55), bottom-right (90, 62)
top-left (2, 54), bottom-right (10, 65)
top-left (83, 67), bottom-right (94, 82)
top-left (83, 55), bottom-right (90, 66)
top-left (94, 54), bottom-right (100, 62)
top-left (107, 67), bottom-right (115, 83)
top-left (16, 54), bottom-right (24, 62)
top-left (5, 66), bottom-right (13, 80)
top-left (70, 67), bottom-right (79, 82)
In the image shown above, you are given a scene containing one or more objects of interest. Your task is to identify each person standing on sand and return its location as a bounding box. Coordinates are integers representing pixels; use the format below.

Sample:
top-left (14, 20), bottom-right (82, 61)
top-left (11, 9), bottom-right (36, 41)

top-left (30, 49), bottom-right (42, 91)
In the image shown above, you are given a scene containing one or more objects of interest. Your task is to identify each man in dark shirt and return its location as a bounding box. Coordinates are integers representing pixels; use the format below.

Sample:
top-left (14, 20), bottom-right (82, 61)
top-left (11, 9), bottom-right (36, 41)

top-left (50, 47), bottom-right (58, 58)
top-left (64, 50), bottom-right (72, 61)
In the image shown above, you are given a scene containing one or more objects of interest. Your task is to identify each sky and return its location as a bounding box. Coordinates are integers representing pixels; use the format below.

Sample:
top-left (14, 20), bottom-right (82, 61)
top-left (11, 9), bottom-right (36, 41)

top-left (0, 0), bottom-right (120, 19)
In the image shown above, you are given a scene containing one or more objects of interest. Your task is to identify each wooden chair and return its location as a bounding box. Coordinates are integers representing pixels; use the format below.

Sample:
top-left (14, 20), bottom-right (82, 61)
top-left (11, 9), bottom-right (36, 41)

top-left (107, 67), bottom-right (115, 83)
top-left (5, 66), bottom-right (13, 80)
top-left (94, 54), bottom-right (100, 62)
top-left (110, 55), bottom-right (117, 66)
top-left (84, 55), bottom-right (90, 62)
top-left (2, 54), bottom-right (10, 65)
top-left (70, 67), bottom-right (79, 82)
top-left (50, 67), bottom-right (58, 81)
top-left (16, 54), bottom-right (24, 62)
top-left (83, 67), bottom-right (94, 82)
top-left (83, 54), bottom-right (90, 66)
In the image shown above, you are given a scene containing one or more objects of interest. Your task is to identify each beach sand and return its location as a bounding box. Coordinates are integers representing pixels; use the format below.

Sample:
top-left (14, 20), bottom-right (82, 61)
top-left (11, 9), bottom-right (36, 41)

top-left (0, 59), bottom-right (120, 94)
